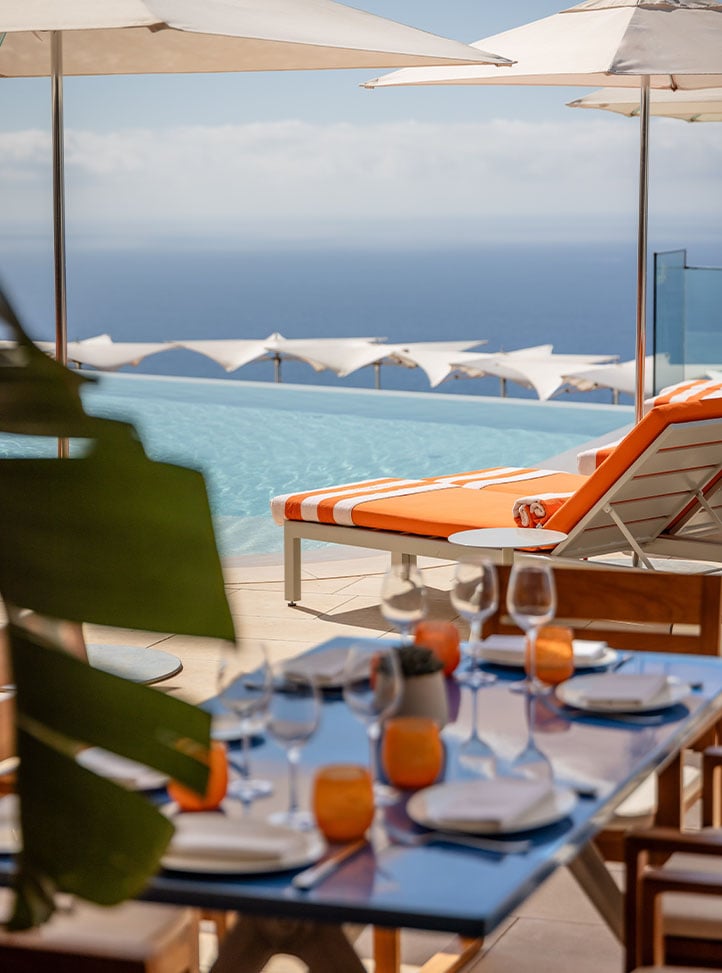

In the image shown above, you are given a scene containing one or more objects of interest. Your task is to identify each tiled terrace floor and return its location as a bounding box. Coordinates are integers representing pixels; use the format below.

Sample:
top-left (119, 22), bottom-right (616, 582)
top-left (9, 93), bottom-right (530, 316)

top-left (85, 548), bottom-right (628, 972)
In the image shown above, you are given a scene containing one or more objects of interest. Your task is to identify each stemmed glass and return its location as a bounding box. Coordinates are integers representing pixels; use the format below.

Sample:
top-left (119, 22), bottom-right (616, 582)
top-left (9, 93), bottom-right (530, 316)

top-left (217, 644), bottom-right (273, 812)
top-left (507, 693), bottom-right (554, 783)
top-left (451, 559), bottom-right (499, 687)
top-left (380, 562), bottom-right (427, 642)
top-left (343, 643), bottom-right (403, 805)
top-left (458, 684), bottom-right (497, 780)
top-left (507, 563), bottom-right (557, 695)
top-left (267, 672), bottom-right (321, 830)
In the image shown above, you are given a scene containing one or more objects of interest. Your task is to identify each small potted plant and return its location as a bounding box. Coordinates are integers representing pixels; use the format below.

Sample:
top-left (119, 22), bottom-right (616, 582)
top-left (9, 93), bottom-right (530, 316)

top-left (392, 644), bottom-right (449, 727)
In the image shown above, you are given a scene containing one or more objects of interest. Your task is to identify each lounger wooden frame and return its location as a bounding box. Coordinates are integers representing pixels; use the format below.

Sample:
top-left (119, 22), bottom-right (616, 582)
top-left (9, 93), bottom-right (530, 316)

top-left (281, 413), bottom-right (722, 604)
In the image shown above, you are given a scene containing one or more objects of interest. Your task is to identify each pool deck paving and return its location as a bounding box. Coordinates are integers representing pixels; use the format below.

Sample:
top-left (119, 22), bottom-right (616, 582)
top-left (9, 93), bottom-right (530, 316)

top-left (84, 548), bottom-right (634, 973)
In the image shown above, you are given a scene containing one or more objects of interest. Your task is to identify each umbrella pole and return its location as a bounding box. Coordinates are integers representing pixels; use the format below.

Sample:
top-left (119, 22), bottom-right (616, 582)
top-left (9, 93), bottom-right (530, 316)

top-left (634, 76), bottom-right (651, 423)
top-left (51, 31), bottom-right (69, 457)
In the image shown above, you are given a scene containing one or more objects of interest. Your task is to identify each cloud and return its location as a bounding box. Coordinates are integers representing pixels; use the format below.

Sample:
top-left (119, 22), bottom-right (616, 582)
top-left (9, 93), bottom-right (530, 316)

top-left (1, 117), bottom-right (720, 247)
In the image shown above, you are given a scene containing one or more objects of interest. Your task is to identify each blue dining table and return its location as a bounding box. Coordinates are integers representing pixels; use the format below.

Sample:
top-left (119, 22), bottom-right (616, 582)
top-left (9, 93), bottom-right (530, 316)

top-left (4, 637), bottom-right (722, 973)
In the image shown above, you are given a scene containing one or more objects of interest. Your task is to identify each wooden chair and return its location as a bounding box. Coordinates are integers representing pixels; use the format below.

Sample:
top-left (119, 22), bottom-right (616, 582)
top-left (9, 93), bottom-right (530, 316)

top-left (486, 563), bottom-right (722, 861)
top-left (625, 749), bottom-right (722, 972)
top-left (0, 892), bottom-right (200, 973)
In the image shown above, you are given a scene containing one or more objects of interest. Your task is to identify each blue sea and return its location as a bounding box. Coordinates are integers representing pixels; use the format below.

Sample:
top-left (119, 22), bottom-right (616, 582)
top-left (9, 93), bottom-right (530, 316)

top-left (0, 241), bottom-right (665, 404)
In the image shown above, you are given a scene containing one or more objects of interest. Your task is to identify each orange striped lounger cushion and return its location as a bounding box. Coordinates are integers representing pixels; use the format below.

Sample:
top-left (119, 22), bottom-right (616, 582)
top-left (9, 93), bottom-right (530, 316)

top-left (272, 392), bottom-right (722, 546)
top-left (272, 467), bottom-right (584, 538)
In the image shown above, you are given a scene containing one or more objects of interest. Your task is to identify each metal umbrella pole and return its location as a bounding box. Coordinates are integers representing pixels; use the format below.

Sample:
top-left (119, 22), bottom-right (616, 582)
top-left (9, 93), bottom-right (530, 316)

top-left (635, 76), bottom-right (651, 423)
top-left (51, 30), bottom-right (69, 457)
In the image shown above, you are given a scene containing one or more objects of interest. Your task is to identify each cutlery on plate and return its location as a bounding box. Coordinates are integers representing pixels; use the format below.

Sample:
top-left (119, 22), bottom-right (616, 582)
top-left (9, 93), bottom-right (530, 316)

top-left (292, 839), bottom-right (367, 891)
top-left (385, 826), bottom-right (531, 855)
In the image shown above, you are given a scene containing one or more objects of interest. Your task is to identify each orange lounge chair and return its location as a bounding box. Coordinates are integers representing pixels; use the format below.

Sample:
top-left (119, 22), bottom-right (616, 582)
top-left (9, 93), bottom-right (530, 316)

top-left (271, 385), bottom-right (722, 604)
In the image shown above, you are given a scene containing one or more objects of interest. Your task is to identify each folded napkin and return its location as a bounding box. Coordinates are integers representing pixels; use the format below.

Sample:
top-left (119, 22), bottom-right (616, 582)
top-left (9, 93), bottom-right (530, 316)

top-left (169, 817), bottom-right (298, 862)
top-left (424, 778), bottom-right (553, 832)
top-left (283, 647), bottom-right (350, 685)
top-left (479, 636), bottom-right (607, 666)
top-left (575, 673), bottom-right (669, 708)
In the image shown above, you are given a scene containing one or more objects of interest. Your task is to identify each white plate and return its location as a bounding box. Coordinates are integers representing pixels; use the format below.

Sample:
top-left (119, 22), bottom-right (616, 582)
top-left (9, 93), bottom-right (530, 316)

top-left (556, 674), bottom-right (690, 713)
top-left (474, 637), bottom-right (618, 670)
top-left (0, 794), bottom-right (21, 854)
top-left (76, 747), bottom-right (168, 791)
top-left (407, 780), bottom-right (577, 835)
top-left (162, 814), bottom-right (326, 874)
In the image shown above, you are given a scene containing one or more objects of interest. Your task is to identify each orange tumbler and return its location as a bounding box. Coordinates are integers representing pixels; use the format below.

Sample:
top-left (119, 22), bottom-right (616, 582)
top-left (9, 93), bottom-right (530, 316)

top-left (167, 739), bottom-right (228, 812)
top-left (525, 626), bottom-right (575, 686)
top-left (381, 717), bottom-right (443, 789)
top-left (312, 765), bottom-right (374, 842)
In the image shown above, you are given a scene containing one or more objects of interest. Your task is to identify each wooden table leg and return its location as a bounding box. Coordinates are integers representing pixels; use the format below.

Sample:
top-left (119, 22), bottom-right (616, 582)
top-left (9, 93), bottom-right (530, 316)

top-left (374, 927), bottom-right (401, 973)
top-left (417, 936), bottom-right (485, 973)
top-left (211, 916), bottom-right (367, 972)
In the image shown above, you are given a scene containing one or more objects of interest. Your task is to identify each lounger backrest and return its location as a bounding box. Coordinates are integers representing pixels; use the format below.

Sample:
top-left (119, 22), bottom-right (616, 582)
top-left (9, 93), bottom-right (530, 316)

top-left (547, 397), bottom-right (722, 559)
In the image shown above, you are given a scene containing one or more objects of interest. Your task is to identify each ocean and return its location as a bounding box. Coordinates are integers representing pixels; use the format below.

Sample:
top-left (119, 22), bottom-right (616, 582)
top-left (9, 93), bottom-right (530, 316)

top-left (2, 239), bottom-right (716, 402)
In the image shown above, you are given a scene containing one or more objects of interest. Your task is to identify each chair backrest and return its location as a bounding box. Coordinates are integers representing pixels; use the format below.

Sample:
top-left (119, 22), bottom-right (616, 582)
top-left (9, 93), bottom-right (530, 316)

top-left (484, 562), bottom-right (722, 655)
top-left (547, 397), bottom-right (722, 560)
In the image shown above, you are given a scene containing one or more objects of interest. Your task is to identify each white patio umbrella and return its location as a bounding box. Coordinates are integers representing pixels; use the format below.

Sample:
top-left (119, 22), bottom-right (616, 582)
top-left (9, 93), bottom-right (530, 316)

top-left (453, 347), bottom-right (617, 400)
top-left (365, 0), bottom-right (722, 422)
top-left (568, 86), bottom-right (722, 122)
top-left (0, 0), bottom-right (511, 453)
top-left (562, 356), bottom-right (654, 401)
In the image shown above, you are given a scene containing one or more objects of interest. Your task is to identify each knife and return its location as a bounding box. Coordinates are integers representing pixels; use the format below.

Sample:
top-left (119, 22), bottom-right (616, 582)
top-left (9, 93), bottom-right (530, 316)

top-left (292, 839), bottom-right (368, 891)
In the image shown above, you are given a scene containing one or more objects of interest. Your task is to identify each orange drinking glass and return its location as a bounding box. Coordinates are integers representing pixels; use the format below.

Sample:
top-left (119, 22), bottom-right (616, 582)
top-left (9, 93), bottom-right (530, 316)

top-left (167, 740), bottom-right (228, 812)
top-left (381, 716), bottom-right (443, 789)
top-left (312, 765), bottom-right (374, 842)
top-left (525, 625), bottom-right (574, 686)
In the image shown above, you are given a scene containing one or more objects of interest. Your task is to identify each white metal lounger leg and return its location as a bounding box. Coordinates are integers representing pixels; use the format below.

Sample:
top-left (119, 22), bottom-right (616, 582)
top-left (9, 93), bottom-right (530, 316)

top-left (284, 525), bottom-right (302, 606)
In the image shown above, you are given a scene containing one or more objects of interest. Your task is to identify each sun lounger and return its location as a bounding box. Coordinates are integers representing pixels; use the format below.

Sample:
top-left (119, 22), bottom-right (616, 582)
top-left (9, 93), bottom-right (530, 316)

top-left (271, 381), bottom-right (722, 603)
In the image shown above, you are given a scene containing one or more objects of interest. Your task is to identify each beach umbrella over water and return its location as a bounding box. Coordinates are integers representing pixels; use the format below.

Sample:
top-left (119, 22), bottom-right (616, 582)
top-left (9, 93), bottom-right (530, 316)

top-left (365, 0), bottom-right (722, 423)
top-left (568, 86), bottom-right (722, 122)
top-left (0, 0), bottom-right (511, 453)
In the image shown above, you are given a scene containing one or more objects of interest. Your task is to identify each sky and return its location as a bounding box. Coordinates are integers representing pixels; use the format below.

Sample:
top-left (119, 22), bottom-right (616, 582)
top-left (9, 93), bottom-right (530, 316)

top-left (0, 0), bottom-right (721, 252)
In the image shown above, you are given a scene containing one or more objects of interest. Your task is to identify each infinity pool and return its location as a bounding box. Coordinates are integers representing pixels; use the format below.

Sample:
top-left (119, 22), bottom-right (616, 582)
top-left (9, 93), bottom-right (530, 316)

top-left (4, 373), bottom-right (631, 557)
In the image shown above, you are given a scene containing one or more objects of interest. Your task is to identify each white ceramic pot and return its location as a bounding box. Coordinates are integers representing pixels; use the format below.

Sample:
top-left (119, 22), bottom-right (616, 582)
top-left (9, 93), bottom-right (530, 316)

top-left (395, 671), bottom-right (449, 727)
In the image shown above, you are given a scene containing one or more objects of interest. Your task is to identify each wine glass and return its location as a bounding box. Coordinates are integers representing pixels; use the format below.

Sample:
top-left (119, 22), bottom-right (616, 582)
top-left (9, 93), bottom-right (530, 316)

top-left (506, 563), bottom-right (557, 695)
top-left (506, 693), bottom-right (554, 783)
top-left (458, 685), bottom-right (497, 780)
top-left (451, 559), bottom-right (499, 687)
top-left (380, 563), bottom-right (427, 642)
top-left (267, 672), bottom-right (321, 830)
top-left (343, 643), bottom-right (403, 805)
top-left (216, 644), bottom-right (273, 811)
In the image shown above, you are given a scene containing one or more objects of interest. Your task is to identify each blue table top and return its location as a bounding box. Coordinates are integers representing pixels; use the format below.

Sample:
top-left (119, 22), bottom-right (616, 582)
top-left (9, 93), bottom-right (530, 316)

top-left (140, 639), bottom-right (722, 937)
top-left (4, 638), bottom-right (722, 937)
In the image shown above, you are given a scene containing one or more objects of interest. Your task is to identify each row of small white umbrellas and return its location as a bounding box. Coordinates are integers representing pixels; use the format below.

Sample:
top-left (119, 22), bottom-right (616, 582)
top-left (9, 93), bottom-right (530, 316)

top-left (42, 332), bottom-right (622, 401)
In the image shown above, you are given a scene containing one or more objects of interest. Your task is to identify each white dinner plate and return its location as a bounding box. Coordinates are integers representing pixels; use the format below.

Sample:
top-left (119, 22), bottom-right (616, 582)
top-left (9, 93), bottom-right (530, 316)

top-left (162, 814), bottom-right (327, 874)
top-left (473, 636), bottom-right (618, 670)
top-left (556, 674), bottom-right (690, 714)
top-left (76, 747), bottom-right (168, 791)
top-left (406, 780), bottom-right (577, 836)
top-left (0, 794), bottom-right (20, 854)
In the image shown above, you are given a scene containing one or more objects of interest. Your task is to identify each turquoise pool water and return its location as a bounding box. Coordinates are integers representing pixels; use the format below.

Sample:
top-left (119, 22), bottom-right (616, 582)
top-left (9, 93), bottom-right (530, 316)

top-left (3, 373), bottom-right (631, 557)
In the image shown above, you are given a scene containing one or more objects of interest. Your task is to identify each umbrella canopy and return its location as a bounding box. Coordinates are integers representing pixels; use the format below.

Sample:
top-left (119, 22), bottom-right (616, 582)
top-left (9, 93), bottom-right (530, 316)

top-left (365, 0), bottom-right (722, 422)
top-left (562, 357), bottom-right (653, 399)
top-left (568, 85), bottom-right (722, 121)
top-left (0, 0), bottom-right (512, 75)
top-left (0, 0), bottom-right (511, 453)
top-left (453, 347), bottom-right (617, 401)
